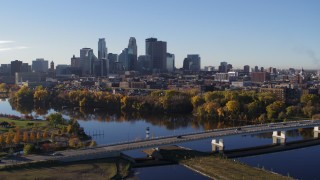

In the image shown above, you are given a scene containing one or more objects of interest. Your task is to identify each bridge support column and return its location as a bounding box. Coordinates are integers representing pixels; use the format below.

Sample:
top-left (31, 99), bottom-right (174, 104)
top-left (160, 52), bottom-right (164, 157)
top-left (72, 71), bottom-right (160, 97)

top-left (272, 131), bottom-right (286, 144)
top-left (146, 127), bottom-right (150, 139)
top-left (314, 126), bottom-right (320, 138)
top-left (212, 139), bottom-right (224, 152)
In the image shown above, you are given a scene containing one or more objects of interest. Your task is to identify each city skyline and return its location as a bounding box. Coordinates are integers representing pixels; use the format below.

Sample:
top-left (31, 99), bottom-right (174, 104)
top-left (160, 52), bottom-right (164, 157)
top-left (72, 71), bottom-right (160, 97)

top-left (1, 0), bottom-right (320, 69)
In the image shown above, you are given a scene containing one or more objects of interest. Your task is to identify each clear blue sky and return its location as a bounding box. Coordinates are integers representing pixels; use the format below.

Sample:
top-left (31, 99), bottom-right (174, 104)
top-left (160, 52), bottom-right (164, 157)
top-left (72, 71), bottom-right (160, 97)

top-left (1, 0), bottom-right (320, 69)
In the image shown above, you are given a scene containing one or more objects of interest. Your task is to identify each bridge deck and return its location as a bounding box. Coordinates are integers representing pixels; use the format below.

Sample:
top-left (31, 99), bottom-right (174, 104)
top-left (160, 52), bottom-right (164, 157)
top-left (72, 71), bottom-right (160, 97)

top-left (47, 120), bottom-right (320, 161)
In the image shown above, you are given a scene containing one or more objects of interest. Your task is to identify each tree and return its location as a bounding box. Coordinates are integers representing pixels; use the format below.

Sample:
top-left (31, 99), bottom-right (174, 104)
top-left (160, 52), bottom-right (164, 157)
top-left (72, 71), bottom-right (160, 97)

top-left (247, 101), bottom-right (261, 119)
top-left (226, 100), bottom-right (240, 114)
top-left (258, 114), bottom-right (266, 123)
top-left (23, 131), bottom-right (29, 143)
top-left (67, 124), bottom-right (73, 134)
top-left (191, 95), bottom-right (205, 109)
top-left (266, 101), bottom-right (285, 119)
top-left (34, 86), bottom-right (49, 102)
top-left (36, 132), bottom-right (42, 141)
top-left (23, 144), bottom-right (34, 155)
top-left (30, 131), bottom-right (36, 142)
top-left (257, 92), bottom-right (276, 106)
top-left (302, 105), bottom-right (317, 118)
top-left (14, 86), bottom-right (34, 104)
top-left (13, 130), bottom-right (21, 145)
top-left (46, 113), bottom-right (65, 127)
top-left (89, 140), bottom-right (97, 147)
top-left (286, 106), bottom-right (300, 117)
top-left (5, 134), bottom-right (12, 146)
top-left (0, 83), bottom-right (7, 92)
top-left (203, 102), bottom-right (220, 118)
top-left (43, 131), bottom-right (48, 139)
top-left (300, 94), bottom-right (319, 105)
top-left (0, 135), bottom-right (5, 148)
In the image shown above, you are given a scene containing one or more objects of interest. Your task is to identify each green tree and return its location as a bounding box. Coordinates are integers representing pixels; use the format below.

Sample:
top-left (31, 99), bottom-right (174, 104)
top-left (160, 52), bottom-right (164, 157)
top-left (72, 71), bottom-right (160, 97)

top-left (226, 100), bottom-right (240, 114)
top-left (266, 101), bottom-right (285, 119)
top-left (247, 101), bottom-right (261, 119)
top-left (257, 92), bottom-right (276, 106)
top-left (286, 106), bottom-right (301, 117)
top-left (89, 140), bottom-right (97, 147)
top-left (46, 113), bottom-right (65, 127)
top-left (300, 94), bottom-right (319, 105)
top-left (191, 95), bottom-right (205, 109)
top-left (23, 144), bottom-right (34, 155)
top-left (302, 105), bottom-right (317, 118)
top-left (0, 83), bottom-right (7, 92)
top-left (14, 86), bottom-right (34, 104)
top-left (34, 86), bottom-right (49, 102)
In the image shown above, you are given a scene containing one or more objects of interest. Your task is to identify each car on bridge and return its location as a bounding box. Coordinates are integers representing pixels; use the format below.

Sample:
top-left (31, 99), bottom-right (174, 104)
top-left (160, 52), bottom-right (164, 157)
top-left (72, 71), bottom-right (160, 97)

top-left (177, 135), bottom-right (182, 139)
top-left (51, 152), bottom-right (63, 156)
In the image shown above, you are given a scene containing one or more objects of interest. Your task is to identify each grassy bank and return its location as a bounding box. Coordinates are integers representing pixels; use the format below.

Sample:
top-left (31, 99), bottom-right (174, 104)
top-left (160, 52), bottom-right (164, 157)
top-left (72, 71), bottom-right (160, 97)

top-left (160, 149), bottom-right (292, 180)
top-left (0, 158), bottom-right (131, 180)
top-left (0, 117), bottom-right (48, 132)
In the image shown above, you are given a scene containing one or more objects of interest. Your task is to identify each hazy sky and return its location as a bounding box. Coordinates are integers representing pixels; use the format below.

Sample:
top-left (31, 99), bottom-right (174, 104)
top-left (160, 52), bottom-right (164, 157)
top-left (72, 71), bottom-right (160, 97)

top-left (1, 0), bottom-right (320, 69)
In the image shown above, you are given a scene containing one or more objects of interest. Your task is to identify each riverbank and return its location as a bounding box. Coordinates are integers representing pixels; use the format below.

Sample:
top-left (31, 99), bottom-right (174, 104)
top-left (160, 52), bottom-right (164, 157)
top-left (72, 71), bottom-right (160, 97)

top-left (160, 148), bottom-right (292, 180)
top-left (0, 158), bottom-right (131, 180)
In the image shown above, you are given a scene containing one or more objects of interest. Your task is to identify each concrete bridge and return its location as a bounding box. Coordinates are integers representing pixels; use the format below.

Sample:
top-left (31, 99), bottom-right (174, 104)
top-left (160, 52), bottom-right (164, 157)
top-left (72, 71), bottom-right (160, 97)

top-left (48, 119), bottom-right (320, 162)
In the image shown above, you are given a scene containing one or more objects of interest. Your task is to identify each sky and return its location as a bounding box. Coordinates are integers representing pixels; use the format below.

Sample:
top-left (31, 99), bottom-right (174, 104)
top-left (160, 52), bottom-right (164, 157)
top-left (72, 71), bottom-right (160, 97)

top-left (0, 0), bottom-right (320, 69)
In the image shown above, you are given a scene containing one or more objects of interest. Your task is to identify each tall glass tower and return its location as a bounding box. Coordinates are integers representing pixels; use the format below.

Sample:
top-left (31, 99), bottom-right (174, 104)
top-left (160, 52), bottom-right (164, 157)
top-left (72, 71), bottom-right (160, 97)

top-left (98, 38), bottom-right (107, 59)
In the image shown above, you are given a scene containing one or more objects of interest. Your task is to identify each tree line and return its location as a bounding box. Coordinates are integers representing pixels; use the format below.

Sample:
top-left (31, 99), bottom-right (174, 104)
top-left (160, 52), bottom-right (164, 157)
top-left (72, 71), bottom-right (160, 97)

top-left (9, 86), bottom-right (320, 122)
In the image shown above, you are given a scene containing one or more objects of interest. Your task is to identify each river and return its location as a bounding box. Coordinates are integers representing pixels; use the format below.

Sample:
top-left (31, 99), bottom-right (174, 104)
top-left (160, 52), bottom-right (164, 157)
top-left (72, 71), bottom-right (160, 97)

top-left (1, 99), bottom-right (319, 179)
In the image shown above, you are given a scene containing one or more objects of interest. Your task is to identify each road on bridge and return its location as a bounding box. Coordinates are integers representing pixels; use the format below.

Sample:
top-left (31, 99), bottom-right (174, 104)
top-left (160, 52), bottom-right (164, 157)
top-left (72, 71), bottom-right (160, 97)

top-left (2, 119), bottom-right (320, 165)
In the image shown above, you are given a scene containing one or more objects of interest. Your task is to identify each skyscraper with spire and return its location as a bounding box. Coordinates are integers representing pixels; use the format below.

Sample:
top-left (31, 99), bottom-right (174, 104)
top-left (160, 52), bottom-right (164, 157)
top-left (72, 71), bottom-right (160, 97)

top-left (98, 38), bottom-right (108, 76)
top-left (98, 38), bottom-right (107, 59)
top-left (128, 37), bottom-right (137, 70)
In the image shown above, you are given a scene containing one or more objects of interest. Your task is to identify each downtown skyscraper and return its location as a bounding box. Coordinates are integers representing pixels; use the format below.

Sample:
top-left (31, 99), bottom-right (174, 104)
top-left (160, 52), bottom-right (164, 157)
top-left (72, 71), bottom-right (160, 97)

top-left (145, 38), bottom-right (167, 73)
top-left (97, 38), bottom-right (108, 76)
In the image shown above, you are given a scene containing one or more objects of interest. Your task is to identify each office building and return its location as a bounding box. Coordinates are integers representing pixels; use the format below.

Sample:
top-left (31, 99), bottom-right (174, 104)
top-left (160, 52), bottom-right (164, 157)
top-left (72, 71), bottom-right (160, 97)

top-left (166, 53), bottom-right (175, 72)
top-left (128, 37), bottom-right (137, 70)
top-left (80, 48), bottom-right (97, 76)
top-left (32, 58), bottom-right (48, 73)
top-left (118, 48), bottom-right (129, 71)
top-left (11, 60), bottom-right (22, 76)
top-left (98, 38), bottom-right (107, 59)
top-left (71, 55), bottom-right (81, 68)
top-left (218, 61), bottom-right (228, 73)
top-left (145, 38), bottom-right (167, 72)
top-left (108, 53), bottom-right (118, 74)
top-left (187, 54), bottom-right (201, 71)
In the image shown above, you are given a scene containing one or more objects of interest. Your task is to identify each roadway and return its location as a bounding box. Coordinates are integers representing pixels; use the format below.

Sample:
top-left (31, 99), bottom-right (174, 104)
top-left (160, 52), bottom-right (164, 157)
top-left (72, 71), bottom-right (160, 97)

top-left (50, 119), bottom-right (320, 161)
top-left (2, 119), bottom-right (320, 164)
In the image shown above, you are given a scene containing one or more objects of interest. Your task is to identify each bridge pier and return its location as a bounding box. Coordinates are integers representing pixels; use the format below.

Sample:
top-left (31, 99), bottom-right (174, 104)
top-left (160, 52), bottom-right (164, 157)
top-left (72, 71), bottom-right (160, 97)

top-left (314, 126), bottom-right (320, 138)
top-left (212, 139), bottom-right (224, 152)
top-left (146, 127), bottom-right (150, 139)
top-left (272, 131), bottom-right (286, 144)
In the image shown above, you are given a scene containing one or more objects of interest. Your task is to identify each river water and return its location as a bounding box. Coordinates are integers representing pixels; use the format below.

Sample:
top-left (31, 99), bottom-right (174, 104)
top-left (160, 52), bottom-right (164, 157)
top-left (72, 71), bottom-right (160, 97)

top-left (1, 99), bottom-right (319, 179)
